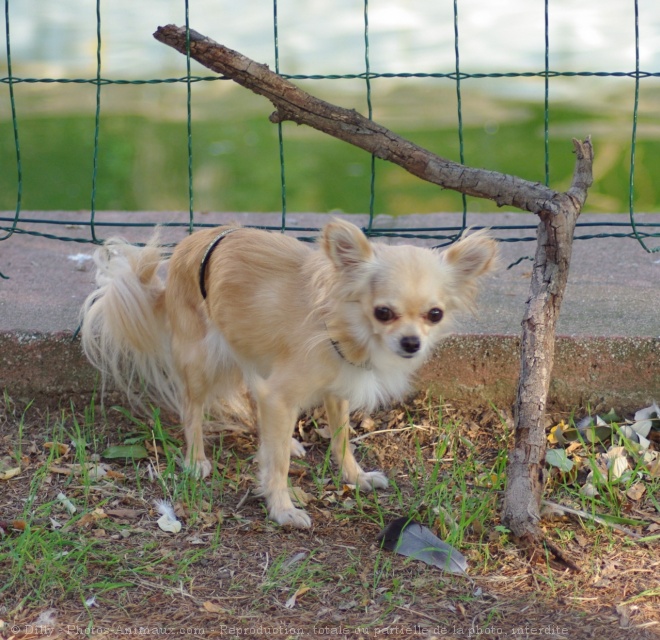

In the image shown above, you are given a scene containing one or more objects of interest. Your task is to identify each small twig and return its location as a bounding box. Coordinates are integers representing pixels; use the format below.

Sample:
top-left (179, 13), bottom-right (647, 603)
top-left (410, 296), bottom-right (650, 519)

top-left (542, 539), bottom-right (581, 573)
top-left (129, 574), bottom-right (199, 601)
top-left (541, 499), bottom-right (643, 539)
top-left (235, 488), bottom-right (251, 511)
top-left (351, 425), bottom-right (430, 444)
top-left (394, 604), bottom-right (444, 626)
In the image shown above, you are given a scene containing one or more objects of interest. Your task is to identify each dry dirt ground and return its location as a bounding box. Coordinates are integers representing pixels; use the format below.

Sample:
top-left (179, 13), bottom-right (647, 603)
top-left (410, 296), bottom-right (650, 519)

top-left (0, 391), bottom-right (658, 640)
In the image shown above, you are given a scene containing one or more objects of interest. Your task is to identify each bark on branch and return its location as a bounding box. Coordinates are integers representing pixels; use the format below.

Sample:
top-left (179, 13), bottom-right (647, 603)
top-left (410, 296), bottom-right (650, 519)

top-left (154, 24), bottom-right (594, 547)
top-left (154, 24), bottom-right (584, 216)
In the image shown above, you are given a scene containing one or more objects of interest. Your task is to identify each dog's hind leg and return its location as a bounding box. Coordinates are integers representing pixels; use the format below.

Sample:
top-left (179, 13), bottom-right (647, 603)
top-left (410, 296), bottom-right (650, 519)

top-left (324, 394), bottom-right (389, 491)
top-left (170, 336), bottom-right (215, 479)
top-left (181, 393), bottom-right (212, 478)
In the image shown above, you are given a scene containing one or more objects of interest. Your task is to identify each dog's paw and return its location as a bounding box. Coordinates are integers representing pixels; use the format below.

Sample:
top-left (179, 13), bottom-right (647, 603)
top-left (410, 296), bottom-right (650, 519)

top-left (270, 507), bottom-right (312, 529)
top-left (290, 438), bottom-right (306, 458)
top-left (357, 470), bottom-right (389, 491)
top-left (184, 458), bottom-right (213, 479)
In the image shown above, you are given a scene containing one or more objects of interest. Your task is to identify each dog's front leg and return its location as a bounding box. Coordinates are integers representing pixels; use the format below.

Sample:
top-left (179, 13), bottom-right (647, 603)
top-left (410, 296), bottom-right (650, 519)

top-left (255, 389), bottom-right (311, 528)
top-left (324, 394), bottom-right (389, 491)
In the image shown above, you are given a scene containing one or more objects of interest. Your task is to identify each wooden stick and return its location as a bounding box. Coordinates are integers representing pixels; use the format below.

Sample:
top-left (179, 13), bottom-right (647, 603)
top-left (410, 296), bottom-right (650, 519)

top-left (153, 24), bottom-right (585, 216)
top-left (541, 499), bottom-right (643, 539)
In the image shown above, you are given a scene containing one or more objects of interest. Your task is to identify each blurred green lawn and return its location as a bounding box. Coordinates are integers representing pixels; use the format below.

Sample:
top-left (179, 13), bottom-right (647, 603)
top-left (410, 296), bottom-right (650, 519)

top-left (1, 83), bottom-right (658, 214)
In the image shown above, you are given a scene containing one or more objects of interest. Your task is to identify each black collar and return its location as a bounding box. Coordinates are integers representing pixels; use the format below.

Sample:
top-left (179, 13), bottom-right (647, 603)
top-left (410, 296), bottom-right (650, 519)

top-left (198, 228), bottom-right (240, 299)
top-left (329, 337), bottom-right (372, 370)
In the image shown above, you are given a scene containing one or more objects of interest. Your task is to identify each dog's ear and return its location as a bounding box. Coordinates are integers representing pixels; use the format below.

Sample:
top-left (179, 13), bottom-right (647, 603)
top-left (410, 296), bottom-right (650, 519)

top-left (442, 229), bottom-right (498, 282)
top-left (322, 219), bottom-right (373, 269)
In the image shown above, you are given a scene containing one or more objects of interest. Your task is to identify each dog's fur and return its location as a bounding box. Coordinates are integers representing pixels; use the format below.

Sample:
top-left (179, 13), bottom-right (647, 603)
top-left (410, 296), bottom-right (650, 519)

top-left (81, 220), bottom-right (497, 528)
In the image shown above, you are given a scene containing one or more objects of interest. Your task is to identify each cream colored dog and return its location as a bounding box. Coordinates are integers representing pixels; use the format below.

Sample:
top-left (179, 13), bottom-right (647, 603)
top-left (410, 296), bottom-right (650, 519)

top-left (81, 220), bottom-right (497, 528)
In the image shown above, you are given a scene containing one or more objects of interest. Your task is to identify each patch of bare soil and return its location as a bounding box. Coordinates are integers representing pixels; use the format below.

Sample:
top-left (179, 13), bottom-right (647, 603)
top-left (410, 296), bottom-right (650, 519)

top-left (0, 392), bottom-right (658, 640)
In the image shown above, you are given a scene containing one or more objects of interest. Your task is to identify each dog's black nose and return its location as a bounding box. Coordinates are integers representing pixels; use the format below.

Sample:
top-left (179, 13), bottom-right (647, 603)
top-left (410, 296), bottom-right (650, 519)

top-left (400, 335), bottom-right (421, 354)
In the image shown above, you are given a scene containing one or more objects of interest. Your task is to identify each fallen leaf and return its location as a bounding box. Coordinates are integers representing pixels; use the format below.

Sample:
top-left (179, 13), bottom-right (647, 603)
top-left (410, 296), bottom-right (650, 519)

top-left (45, 442), bottom-right (71, 457)
top-left (289, 487), bottom-right (314, 507)
top-left (0, 519), bottom-right (26, 532)
top-left (88, 464), bottom-right (108, 480)
top-left (360, 417), bottom-right (377, 432)
top-left (630, 420), bottom-right (653, 439)
top-left (105, 469), bottom-right (127, 480)
top-left (49, 465), bottom-right (74, 476)
top-left (0, 466), bottom-right (21, 480)
top-left (606, 448), bottom-right (629, 481)
top-left (105, 508), bottom-right (142, 520)
top-left (548, 421), bottom-right (567, 445)
top-left (600, 408), bottom-right (622, 424)
top-left (203, 601), bottom-right (225, 614)
top-left (562, 423), bottom-right (613, 444)
top-left (626, 484), bottom-right (646, 501)
top-left (77, 509), bottom-right (108, 529)
top-left (634, 402), bottom-right (660, 425)
top-left (546, 449), bottom-right (574, 473)
top-left (285, 584), bottom-right (310, 609)
top-left (314, 425), bottom-right (333, 439)
top-left (580, 482), bottom-right (599, 498)
top-left (645, 455), bottom-right (660, 478)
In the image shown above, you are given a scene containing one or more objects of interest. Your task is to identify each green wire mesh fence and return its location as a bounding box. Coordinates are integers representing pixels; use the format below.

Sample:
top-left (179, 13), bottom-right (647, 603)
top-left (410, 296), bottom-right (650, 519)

top-left (1, 0), bottom-right (659, 251)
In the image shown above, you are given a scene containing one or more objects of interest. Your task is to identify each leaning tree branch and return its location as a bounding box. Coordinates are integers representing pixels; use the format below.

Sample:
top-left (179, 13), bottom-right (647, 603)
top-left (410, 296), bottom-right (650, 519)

top-left (155, 24), bottom-right (575, 216)
top-left (154, 24), bottom-right (594, 547)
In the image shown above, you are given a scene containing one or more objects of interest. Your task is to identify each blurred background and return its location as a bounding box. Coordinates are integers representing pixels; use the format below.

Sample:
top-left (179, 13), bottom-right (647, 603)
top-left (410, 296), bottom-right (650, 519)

top-left (1, 0), bottom-right (659, 215)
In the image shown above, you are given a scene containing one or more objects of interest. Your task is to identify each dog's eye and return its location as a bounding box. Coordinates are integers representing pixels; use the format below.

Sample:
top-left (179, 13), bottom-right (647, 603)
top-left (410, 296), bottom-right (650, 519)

top-left (427, 308), bottom-right (444, 324)
top-left (374, 306), bottom-right (396, 323)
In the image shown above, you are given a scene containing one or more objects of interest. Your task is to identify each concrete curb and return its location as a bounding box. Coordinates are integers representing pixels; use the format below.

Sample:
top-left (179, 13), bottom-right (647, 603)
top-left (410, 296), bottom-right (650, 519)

top-left (2, 331), bottom-right (657, 413)
top-left (1, 211), bottom-right (658, 412)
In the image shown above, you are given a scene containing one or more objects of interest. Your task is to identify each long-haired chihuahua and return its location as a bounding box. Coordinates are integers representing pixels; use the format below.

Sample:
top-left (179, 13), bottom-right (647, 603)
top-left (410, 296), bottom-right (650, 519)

top-left (81, 219), bottom-right (497, 528)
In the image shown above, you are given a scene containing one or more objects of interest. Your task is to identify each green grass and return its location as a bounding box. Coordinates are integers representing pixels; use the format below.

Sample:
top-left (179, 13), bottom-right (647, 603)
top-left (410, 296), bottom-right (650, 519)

top-left (2, 85), bottom-right (659, 215)
top-left (347, 409), bottom-right (509, 554)
top-left (1, 391), bottom-right (659, 632)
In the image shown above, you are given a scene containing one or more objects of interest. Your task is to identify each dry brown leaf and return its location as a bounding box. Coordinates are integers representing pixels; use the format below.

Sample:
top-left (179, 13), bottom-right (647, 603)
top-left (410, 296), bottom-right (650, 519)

top-left (106, 508), bottom-right (142, 520)
top-left (285, 584), bottom-right (310, 609)
top-left (626, 483), bottom-right (646, 501)
top-left (44, 442), bottom-right (70, 457)
top-left (0, 466), bottom-right (21, 480)
top-left (0, 519), bottom-right (27, 532)
top-left (203, 601), bottom-right (225, 614)
top-left (314, 425), bottom-right (332, 440)
top-left (360, 417), bottom-right (377, 432)
top-left (644, 454), bottom-right (660, 478)
top-left (77, 509), bottom-right (108, 528)
top-left (49, 465), bottom-right (73, 476)
top-left (290, 486), bottom-right (314, 507)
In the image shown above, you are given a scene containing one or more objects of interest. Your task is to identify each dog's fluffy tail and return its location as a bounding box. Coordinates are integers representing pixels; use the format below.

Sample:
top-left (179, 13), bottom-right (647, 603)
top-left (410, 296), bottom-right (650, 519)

top-left (80, 235), bottom-right (181, 415)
